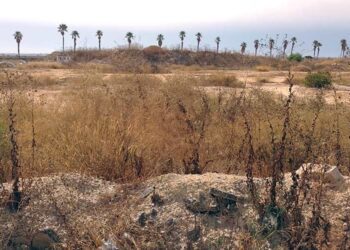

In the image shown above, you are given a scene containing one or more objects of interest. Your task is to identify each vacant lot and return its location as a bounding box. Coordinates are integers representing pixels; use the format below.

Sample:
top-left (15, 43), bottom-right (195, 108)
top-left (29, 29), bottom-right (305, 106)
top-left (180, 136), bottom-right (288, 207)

top-left (1, 55), bottom-right (350, 249)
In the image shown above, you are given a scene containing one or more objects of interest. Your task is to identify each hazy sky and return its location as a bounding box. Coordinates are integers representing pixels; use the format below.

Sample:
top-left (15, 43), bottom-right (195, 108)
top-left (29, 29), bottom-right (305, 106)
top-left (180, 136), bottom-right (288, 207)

top-left (1, 0), bottom-right (349, 56)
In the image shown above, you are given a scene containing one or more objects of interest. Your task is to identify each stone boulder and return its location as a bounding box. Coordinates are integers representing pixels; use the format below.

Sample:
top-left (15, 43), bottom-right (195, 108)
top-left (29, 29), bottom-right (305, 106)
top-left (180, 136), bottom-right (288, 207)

top-left (296, 163), bottom-right (345, 185)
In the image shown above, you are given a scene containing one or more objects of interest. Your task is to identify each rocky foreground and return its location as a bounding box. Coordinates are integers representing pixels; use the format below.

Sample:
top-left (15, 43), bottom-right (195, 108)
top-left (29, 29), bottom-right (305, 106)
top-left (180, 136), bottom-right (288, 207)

top-left (1, 166), bottom-right (350, 249)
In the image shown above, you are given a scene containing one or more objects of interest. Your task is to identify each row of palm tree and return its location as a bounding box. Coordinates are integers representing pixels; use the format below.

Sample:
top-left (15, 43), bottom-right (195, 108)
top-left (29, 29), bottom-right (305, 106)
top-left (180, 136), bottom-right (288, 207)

top-left (10, 24), bottom-right (350, 59)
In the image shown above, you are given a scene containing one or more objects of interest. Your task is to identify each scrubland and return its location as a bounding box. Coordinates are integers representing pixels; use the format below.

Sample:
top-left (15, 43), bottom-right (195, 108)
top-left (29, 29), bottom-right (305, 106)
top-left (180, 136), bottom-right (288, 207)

top-left (1, 49), bottom-right (350, 249)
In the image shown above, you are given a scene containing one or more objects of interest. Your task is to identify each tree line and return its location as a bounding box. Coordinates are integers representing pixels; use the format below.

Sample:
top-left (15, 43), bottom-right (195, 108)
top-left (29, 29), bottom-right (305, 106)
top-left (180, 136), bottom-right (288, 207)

top-left (11, 24), bottom-right (350, 59)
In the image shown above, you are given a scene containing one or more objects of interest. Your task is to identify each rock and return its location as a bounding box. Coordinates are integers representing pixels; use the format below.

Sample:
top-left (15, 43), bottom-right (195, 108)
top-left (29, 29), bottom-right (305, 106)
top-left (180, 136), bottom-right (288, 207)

top-left (296, 163), bottom-right (345, 185)
top-left (184, 192), bottom-right (219, 214)
top-left (210, 188), bottom-right (238, 213)
top-left (7, 235), bottom-right (30, 249)
top-left (138, 212), bottom-right (147, 227)
top-left (31, 229), bottom-right (60, 250)
top-left (151, 187), bottom-right (164, 206)
top-left (150, 208), bottom-right (158, 217)
top-left (141, 187), bottom-right (153, 198)
top-left (99, 238), bottom-right (119, 250)
top-left (185, 189), bottom-right (240, 215)
top-left (187, 225), bottom-right (201, 242)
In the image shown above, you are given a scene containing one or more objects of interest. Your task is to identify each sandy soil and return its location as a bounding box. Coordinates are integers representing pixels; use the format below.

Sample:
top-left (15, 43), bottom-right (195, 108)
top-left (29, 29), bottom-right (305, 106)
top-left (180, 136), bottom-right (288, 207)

top-left (21, 69), bottom-right (350, 106)
top-left (1, 171), bottom-right (348, 249)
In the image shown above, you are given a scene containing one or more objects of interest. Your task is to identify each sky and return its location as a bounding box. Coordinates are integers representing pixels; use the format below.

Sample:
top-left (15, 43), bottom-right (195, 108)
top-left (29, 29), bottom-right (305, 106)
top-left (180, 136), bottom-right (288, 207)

top-left (0, 0), bottom-right (349, 56)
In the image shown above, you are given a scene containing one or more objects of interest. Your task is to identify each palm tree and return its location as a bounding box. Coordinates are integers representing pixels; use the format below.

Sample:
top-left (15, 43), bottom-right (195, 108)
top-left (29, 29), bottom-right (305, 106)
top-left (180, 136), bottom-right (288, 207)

top-left (157, 34), bottom-right (164, 48)
top-left (317, 42), bottom-right (322, 58)
top-left (195, 32), bottom-right (202, 52)
top-left (282, 39), bottom-right (289, 58)
top-left (313, 40), bottom-right (319, 57)
top-left (215, 37), bottom-right (221, 53)
top-left (125, 32), bottom-right (134, 49)
top-left (269, 39), bottom-right (275, 57)
top-left (71, 30), bottom-right (79, 53)
top-left (241, 42), bottom-right (247, 55)
top-left (58, 24), bottom-right (68, 52)
top-left (13, 31), bottom-right (23, 58)
top-left (179, 31), bottom-right (186, 50)
top-left (254, 39), bottom-right (259, 56)
top-left (341, 39), bottom-right (348, 57)
top-left (290, 37), bottom-right (297, 55)
top-left (96, 30), bottom-right (103, 51)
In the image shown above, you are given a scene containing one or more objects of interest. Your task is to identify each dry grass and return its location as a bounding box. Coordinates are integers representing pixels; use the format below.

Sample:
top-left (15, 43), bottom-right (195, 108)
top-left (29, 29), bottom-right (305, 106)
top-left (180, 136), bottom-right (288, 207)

top-left (1, 70), bottom-right (350, 182)
top-left (1, 62), bottom-right (350, 248)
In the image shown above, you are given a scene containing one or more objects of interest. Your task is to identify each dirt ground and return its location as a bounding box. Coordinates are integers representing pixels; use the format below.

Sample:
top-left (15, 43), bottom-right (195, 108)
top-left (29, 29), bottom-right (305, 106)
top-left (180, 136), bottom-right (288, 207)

top-left (21, 68), bottom-right (350, 106)
top-left (1, 171), bottom-right (348, 249)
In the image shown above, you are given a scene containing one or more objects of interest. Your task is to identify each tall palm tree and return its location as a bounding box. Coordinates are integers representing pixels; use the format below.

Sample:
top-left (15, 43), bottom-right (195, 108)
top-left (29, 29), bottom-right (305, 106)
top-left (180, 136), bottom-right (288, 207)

top-left (317, 42), bottom-right (322, 58)
top-left (58, 24), bottom-right (68, 52)
top-left (282, 39), bottom-right (289, 58)
top-left (290, 37), bottom-right (297, 55)
top-left (179, 31), bottom-right (186, 50)
top-left (254, 39), bottom-right (259, 56)
top-left (13, 31), bottom-right (23, 58)
top-left (195, 32), bottom-right (202, 52)
top-left (269, 39), bottom-right (275, 57)
top-left (125, 32), bottom-right (134, 49)
top-left (157, 34), bottom-right (164, 48)
top-left (215, 37), bottom-right (221, 53)
top-left (241, 42), bottom-right (247, 55)
top-left (96, 30), bottom-right (103, 51)
top-left (71, 30), bottom-right (79, 53)
top-left (313, 40), bottom-right (319, 57)
top-left (341, 39), bottom-right (348, 57)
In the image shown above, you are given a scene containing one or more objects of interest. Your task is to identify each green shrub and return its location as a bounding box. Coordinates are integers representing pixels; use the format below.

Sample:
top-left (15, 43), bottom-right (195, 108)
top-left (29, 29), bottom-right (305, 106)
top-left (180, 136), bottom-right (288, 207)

top-left (304, 72), bottom-right (332, 88)
top-left (288, 53), bottom-right (303, 62)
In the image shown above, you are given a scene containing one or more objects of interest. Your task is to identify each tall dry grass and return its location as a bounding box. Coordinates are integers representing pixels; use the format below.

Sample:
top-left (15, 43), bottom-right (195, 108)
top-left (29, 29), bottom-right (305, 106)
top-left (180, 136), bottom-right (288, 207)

top-left (1, 68), bottom-right (350, 248)
top-left (0, 71), bottom-right (350, 182)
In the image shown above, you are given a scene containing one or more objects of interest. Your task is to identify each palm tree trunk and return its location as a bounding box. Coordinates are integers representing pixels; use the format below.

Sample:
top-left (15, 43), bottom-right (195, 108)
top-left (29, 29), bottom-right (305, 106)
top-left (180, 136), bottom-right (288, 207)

top-left (197, 41), bottom-right (199, 52)
top-left (317, 48), bottom-right (320, 58)
top-left (99, 38), bottom-right (101, 51)
top-left (17, 42), bottom-right (20, 59)
top-left (290, 45), bottom-right (294, 56)
top-left (216, 43), bottom-right (219, 53)
top-left (62, 35), bottom-right (65, 52)
top-left (74, 40), bottom-right (76, 53)
top-left (181, 40), bottom-right (183, 50)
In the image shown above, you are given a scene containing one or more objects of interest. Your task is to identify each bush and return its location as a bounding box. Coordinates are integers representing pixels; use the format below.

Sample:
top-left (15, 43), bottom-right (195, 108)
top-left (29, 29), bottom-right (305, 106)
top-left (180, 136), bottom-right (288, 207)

top-left (304, 72), bottom-right (332, 88)
top-left (288, 53), bottom-right (303, 62)
top-left (199, 74), bottom-right (243, 88)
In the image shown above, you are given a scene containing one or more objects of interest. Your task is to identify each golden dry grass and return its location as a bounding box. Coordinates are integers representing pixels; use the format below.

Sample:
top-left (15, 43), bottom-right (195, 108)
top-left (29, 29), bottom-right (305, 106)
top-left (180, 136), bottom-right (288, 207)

top-left (0, 69), bottom-right (350, 182)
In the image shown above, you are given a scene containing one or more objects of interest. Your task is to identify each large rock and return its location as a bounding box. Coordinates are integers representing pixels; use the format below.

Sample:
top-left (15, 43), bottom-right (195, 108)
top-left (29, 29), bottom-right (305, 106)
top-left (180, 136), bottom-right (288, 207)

top-left (31, 229), bottom-right (60, 250)
top-left (296, 163), bottom-right (345, 185)
top-left (184, 188), bottom-right (239, 215)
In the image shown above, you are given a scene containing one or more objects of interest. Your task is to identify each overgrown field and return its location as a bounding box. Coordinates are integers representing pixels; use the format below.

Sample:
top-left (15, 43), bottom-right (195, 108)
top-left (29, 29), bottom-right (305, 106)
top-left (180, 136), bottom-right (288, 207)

top-left (2, 61), bottom-right (350, 248)
top-left (0, 69), bottom-right (349, 182)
